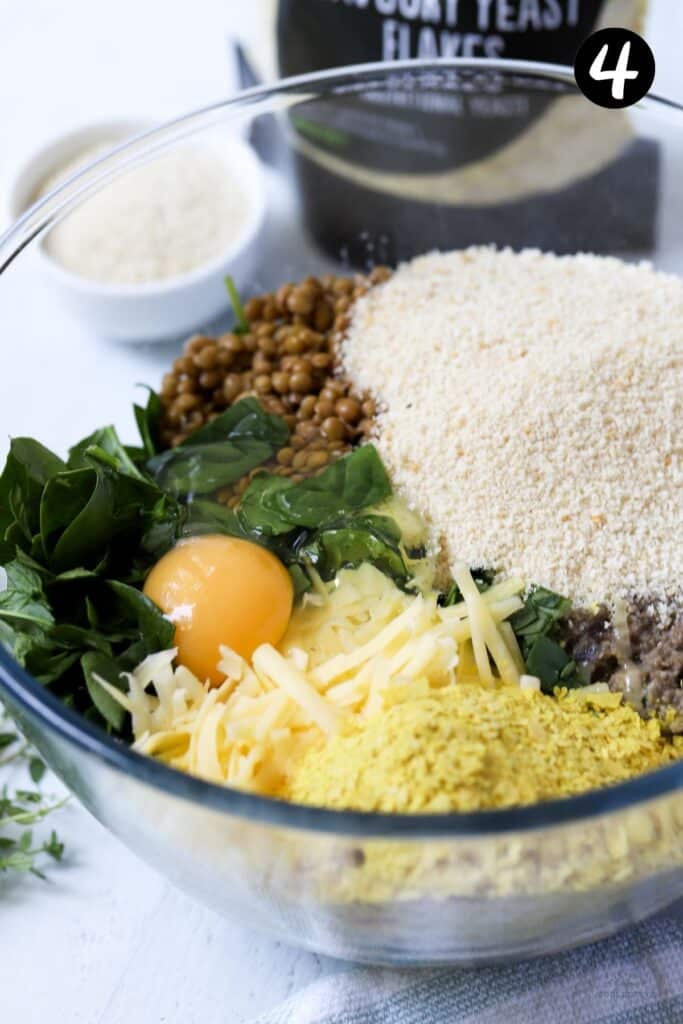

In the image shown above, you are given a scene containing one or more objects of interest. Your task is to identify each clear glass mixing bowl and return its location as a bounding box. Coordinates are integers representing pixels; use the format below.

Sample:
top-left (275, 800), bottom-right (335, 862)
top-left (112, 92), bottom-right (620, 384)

top-left (1, 60), bottom-right (683, 965)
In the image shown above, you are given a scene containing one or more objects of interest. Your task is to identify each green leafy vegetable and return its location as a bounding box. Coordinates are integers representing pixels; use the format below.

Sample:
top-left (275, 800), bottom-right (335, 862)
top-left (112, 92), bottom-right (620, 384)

top-left (439, 569), bottom-right (496, 607)
top-left (227, 446), bottom-right (409, 589)
top-left (146, 399), bottom-right (288, 496)
top-left (508, 586), bottom-right (583, 693)
top-left (68, 424), bottom-right (148, 481)
top-left (298, 515), bottom-right (409, 586)
top-left (224, 275), bottom-right (249, 334)
top-left (525, 635), bottom-right (586, 693)
top-left (0, 423), bottom-right (182, 731)
top-left (509, 586), bottom-right (572, 658)
top-left (0, 439), bottom-right (67, 557)
top-left (0, 561), bottom-right (54, 629)
top-left (81, 651), bottom-right (128, 731)
top-left (181, 500), bottom-right (252, 540)
top-left (133, 387), bottom-right (163, 458)
top-left (238, 445), bottom-right (392, 535)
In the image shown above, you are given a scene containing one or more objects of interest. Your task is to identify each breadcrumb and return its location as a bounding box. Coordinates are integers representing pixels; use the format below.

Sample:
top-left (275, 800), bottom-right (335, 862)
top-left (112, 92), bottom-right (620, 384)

top-left (342, 247), bottom-right (683, 614)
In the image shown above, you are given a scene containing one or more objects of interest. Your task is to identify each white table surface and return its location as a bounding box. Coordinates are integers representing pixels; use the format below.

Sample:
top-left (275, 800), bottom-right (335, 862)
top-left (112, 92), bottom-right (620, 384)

top-left (1, 3), bottom-right (682, 1021)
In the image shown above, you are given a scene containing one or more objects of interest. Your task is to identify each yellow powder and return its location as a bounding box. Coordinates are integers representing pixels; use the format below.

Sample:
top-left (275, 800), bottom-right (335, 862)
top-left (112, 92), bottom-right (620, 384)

top-left (286, 685), bottom-right (683, 813)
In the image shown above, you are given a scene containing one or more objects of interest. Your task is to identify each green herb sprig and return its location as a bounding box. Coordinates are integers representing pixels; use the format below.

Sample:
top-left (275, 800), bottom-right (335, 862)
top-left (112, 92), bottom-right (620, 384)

top-left (0, 721), bottom-right (66, 880)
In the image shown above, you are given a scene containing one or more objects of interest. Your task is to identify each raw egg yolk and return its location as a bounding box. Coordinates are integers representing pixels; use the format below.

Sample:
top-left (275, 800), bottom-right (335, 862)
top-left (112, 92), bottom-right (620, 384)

top-left (143, 535), bottom-right (293, 685)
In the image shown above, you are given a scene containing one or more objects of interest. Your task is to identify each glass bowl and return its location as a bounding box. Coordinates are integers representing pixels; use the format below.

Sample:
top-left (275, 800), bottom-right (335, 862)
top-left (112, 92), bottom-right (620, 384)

top-left (1, 59), bottom-right (683, 966)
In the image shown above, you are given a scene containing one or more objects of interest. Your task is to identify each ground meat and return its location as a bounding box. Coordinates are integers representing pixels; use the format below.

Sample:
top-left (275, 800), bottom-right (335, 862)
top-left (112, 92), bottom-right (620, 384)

top-left (562, 606), bottom-right (617, 684)
top-left (635, 606), bottom-right (683, 727)
top-left (562, 601), bottom-right (683, 730)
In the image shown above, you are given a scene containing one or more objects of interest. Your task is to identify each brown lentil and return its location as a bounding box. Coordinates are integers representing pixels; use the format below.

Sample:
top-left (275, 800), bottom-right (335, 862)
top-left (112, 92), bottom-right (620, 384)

top-left (157, 268), bottom-right (391, 495)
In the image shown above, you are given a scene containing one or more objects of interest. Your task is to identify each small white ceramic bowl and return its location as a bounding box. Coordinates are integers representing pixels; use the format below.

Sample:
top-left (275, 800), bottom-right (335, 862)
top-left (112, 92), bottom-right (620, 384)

top-left (6, 120), bottom-right (266, 341)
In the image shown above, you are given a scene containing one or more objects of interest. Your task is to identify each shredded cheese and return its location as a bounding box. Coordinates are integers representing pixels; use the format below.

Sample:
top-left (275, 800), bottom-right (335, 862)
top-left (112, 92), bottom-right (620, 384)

top-left (113, 564), bottom-right (525, 794)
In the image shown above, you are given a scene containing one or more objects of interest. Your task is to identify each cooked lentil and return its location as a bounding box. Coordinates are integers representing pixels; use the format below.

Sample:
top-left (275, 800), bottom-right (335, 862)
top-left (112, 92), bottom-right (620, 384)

top-left (158, 268), bottom-right (390, 499)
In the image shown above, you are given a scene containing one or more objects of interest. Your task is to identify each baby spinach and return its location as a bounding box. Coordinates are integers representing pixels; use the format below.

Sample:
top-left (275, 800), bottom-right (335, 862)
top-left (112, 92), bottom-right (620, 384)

top-left (0, 562), bottom-right (54, 630)
top-left (81, 651), bottom-right (128, 732)
top-left (298, 514), bottom-right (409, 586)
top-left (178, 398), bottom-right (288, 449)
top-left (508, 585), bottom-right (584, 693)
top-left (133, 386), bottom-right (163, 458)
top-left (68, 425), bottom-right (148, 481)
top-left (238, 445), bottom-right (392, 535)
top-left (181, 499), bottom-right (252, 541)
top-left (146, 399), bottom-right (288, 496)
top-left (0, 421), bottom-right (177, 731)
top-left (509, 586), bottom-right (572, 658)
top-left (525, 635), bottom-right (586, 693)
top-left (0, 439), bottom-right (67, 556)
top-left (148, 440), bottom-right (274, 497)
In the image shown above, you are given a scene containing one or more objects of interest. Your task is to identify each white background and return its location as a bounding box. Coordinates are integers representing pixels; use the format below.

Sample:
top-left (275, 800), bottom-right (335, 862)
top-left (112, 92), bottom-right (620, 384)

top-left (1, 2), bottom-right (682, 1021)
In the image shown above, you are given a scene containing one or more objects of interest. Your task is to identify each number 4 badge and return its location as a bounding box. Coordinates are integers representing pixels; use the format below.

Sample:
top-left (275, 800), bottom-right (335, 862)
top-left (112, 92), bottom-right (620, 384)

top-left (574, 28), bottom-right (656, 109)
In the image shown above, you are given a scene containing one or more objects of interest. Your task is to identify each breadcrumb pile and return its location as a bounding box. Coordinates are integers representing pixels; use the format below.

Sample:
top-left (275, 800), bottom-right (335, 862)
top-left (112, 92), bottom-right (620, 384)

top-left (342, 247), bottom-right (683, 613)
top-left (287, 685), bottom-right (683, 813)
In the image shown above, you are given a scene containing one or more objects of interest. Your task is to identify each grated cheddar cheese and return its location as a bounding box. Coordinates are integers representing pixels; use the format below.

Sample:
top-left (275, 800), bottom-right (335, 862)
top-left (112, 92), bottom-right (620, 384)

top-left (98, 564), bottom-right (524, 795)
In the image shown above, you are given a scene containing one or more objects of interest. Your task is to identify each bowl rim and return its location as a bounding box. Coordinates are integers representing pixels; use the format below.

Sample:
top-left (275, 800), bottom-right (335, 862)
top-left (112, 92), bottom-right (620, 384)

top-left (1, 56), bottom-right (683, 839)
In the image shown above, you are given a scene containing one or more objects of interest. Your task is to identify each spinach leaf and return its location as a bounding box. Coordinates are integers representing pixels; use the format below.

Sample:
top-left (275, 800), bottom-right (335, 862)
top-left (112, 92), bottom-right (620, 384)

top-left (81, 651), bottom-right (128, 732)
top-left (0, 618), bottom-right (16, 651)
top-left (39, 468), bottom-right (103, 567)
top-left (133, 387), bottom-right (163, 458)
top-left (239, 445), bottom-right (392, 536)
top-left (275, 445), bottom-right (391, 528)
top-left (0, 439), bottom-right (66, 549)
top-left (507, 585), bottom-right (581, 691)
top-left (139, 494), bottom-right (187, 562)
top-left (299, 514), bottom-right (409, 586)
top-left (509, 586), bottom-right (572, 658)
top-left (525, 635), bottom-right (586, 694)
top-left (237, 475), bottom-right (297, 536)
top-left (21, 636), bottom-right (82, 686)
top-left (106, 580), bottom-right (175, 654)
top-left (68, 425), bottom-right (148, 481)
top-left (178, 398), bottom-right (288, 450)
top-left (147, 440), bottom-right (275, 497)
top-left (182, 499), bottom-right (252, 541)
top-left (40, 464), bottom-right (165, 573)
top-left (0, 561), bottom-right (54, 629)
top-left (0, 412), bottom-right (186, 732)
top-left (146, 399), bottom-right (287, 497)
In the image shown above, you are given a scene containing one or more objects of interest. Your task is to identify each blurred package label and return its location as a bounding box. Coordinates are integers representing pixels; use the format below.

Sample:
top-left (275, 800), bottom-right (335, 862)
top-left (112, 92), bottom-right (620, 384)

top-left (239, 1), bottom-right (646, 81)
top-left (236, 1), bottom-right (656, 263)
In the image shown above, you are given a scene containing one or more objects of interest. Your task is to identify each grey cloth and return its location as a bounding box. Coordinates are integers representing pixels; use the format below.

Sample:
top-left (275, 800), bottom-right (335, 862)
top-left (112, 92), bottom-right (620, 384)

top-left (253, 903), bottom-right (683, 1024)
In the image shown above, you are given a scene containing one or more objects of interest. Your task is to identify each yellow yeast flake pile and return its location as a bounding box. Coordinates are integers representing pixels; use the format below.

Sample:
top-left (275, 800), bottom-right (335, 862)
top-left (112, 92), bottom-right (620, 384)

top-left (286, 686), bottom-right (683, 813)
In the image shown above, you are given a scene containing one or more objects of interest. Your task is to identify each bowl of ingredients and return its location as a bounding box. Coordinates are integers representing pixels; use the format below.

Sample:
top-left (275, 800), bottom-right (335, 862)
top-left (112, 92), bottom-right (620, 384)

top-left (1, 60), bottom-right (682, 966)
top-left (6, 119), bottom-right (266, 341)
